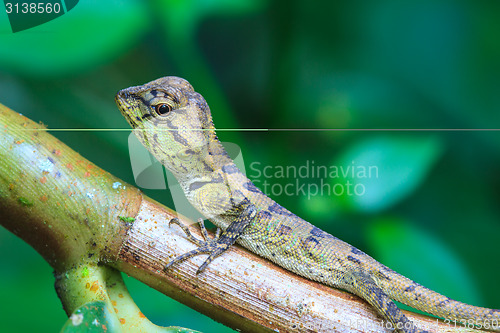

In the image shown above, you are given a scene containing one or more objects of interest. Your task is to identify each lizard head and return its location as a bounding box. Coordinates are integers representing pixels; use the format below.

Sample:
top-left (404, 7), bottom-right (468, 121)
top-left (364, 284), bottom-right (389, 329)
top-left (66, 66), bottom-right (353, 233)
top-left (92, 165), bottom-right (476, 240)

top-left (115, 76), bottom-right (220, 178)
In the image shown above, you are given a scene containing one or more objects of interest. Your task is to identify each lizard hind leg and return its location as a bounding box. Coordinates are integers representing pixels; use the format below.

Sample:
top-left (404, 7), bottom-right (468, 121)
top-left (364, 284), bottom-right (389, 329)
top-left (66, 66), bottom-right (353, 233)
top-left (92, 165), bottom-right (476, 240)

top-left (165, 218), bottom-right (226, 274)
top-left (348, 270), bottom-right (430, 333)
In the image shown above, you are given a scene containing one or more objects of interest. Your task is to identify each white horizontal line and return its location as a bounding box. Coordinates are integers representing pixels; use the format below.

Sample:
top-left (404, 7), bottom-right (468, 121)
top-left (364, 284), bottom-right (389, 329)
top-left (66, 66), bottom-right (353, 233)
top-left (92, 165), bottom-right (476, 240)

top-left (20, 128), bottom-right (500, 132)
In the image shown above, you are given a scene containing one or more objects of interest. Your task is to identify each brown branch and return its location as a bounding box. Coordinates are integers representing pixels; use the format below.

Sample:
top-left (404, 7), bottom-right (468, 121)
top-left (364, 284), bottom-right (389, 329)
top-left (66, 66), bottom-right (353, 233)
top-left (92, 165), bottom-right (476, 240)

top-left (0, 103), bottom-right (489, 333)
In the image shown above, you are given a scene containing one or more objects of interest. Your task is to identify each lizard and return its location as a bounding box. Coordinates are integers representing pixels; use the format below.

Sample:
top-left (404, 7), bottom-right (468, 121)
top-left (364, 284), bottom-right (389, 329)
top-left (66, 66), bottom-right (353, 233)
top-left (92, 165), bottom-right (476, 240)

top-left (115, 76), bottom-right (499, 333)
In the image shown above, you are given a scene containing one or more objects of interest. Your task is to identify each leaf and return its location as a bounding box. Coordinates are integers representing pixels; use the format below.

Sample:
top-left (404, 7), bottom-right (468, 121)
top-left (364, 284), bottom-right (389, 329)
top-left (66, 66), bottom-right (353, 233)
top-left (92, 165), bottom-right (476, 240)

top-left (0, 0), bottom-right (150, 77)
top-left (60, 301), bottom-right (121, 333)
top-left (333, 135), bottom-right (442, 213)
top-left (366, 218), bottom-right (482, 306)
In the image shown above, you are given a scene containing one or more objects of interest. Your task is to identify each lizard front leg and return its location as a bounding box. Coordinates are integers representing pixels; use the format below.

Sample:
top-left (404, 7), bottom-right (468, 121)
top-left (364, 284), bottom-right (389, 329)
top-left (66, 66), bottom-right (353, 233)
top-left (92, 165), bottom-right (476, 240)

top-left (165, 201), bottom-right (257, 274)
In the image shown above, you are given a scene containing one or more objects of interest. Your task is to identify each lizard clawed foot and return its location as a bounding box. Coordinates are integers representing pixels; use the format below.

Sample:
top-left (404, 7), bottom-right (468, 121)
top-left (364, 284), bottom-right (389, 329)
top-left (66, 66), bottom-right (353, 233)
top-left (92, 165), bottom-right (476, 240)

top-left (168, 218), bottom-right (218, 246)
top-left (165, 203), bottom-right (255, 274)
top-left (165, 218), bottom-right (227, 274)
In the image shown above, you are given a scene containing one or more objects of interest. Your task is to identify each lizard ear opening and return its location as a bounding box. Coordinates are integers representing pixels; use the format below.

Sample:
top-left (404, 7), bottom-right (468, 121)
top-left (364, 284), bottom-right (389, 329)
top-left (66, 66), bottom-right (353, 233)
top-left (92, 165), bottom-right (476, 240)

top-left (154, 103), bottom-right (172, 116)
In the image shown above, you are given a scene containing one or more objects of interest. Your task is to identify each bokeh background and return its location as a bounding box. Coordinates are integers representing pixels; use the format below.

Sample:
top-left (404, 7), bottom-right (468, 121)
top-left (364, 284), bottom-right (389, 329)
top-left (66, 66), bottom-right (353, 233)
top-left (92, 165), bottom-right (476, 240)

top-left (1, 0), bottom-right (500, 332)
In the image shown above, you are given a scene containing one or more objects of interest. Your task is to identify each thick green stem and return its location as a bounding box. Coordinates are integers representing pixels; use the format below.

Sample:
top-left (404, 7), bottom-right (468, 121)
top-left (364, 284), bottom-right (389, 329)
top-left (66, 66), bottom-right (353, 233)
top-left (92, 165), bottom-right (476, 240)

top-left (0, 103), bottom-right (141, 272)
top-left (0, 104), bottom-right (192, 332)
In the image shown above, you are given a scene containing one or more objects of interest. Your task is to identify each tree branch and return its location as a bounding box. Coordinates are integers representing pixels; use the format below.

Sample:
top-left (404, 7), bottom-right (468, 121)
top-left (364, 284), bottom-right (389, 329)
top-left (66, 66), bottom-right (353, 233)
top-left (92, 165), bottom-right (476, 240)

top-left (0, 103), bottom-right (489, 332)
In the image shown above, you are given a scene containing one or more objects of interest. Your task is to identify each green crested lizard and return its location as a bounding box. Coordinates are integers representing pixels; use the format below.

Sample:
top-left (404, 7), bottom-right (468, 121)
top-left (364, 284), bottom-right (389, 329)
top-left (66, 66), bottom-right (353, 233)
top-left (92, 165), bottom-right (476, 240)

top-left (115, 76), bottom-right (499, 333)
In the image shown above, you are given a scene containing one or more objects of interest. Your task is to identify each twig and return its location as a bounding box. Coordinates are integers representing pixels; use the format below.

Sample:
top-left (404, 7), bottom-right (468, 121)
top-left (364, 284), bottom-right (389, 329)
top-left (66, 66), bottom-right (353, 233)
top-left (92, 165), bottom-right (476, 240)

top-left (0, 103), bottom-right (488, 333)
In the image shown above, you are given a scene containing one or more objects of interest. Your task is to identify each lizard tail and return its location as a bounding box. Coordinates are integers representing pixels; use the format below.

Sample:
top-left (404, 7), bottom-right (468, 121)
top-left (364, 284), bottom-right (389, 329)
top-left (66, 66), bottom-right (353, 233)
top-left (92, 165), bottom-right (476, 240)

top-left (376, 268), bottom-right (500, 331)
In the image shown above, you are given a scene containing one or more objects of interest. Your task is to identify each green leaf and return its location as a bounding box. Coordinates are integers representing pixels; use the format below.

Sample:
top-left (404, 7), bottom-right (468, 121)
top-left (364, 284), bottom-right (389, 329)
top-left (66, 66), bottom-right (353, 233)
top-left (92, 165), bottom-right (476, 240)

top-left (60, 301), bottom-right (121, 333)
top-left (366, 218), bottom-right (482, 306)
top-left (334, 135), bottom-right (442, 213)
top-left (0, 0), bottom-right (150, 77)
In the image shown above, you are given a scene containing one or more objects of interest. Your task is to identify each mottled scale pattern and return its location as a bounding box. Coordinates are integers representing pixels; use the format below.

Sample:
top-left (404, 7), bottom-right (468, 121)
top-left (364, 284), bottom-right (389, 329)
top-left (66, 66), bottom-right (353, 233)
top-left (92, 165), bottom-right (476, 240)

top-left (116, 76), bottom-right (499, 333)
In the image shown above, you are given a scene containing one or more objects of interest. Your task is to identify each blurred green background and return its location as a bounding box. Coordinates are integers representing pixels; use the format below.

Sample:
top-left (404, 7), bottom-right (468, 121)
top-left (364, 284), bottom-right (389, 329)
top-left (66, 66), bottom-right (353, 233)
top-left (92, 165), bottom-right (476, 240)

top-left (1, 0), bottom-right (499, 332)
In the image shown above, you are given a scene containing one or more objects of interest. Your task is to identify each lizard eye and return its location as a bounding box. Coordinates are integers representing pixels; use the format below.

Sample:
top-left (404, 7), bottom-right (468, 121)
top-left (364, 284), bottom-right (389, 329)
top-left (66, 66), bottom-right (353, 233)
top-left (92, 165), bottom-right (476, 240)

top-left (154, 103), bottom-right (172, 116)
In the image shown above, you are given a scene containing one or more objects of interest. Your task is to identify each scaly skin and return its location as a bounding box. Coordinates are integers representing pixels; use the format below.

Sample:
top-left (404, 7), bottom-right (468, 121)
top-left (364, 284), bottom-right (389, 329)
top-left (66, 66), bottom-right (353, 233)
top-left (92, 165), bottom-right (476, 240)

top-left (115, 76), bottom-right (499, 333)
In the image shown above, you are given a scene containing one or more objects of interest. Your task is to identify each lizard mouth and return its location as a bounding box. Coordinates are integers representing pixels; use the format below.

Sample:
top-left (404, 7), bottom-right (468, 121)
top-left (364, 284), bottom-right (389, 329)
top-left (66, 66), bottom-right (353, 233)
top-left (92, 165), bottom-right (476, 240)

top-left (115, 92), bottom-right (149, 129)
